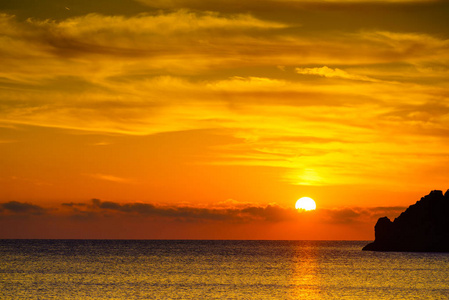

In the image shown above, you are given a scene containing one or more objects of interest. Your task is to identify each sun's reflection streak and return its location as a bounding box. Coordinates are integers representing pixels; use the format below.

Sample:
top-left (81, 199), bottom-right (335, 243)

top-left (289, 241), bottom-right (322, 299)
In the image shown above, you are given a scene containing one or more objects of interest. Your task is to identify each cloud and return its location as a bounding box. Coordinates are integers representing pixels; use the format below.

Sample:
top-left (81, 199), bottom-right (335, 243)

top-left (295, 66), bottom-right (381, 82)
top-left (136, 0), bottom-right (438, 11)
top-left (61, 202), bottom-right (86, 207)
top-left (17, 11), bottom-right (285, 59)
top-left (1, 198), bottom-right (300, 223)
top-left (358, 31), bottom-right (449, 64)
top-left (321, 206), bottom-right (407, 224)
top-left (0, 201), bottom-right (46, 215)
top-left (0, 198), bottom-right (413, 240)
top-left (88, 198), bottom-right (299, 223)
top-left (87, 173), bottom-right (133, 183)
top-left (0, 198), bottom-right (407, 226)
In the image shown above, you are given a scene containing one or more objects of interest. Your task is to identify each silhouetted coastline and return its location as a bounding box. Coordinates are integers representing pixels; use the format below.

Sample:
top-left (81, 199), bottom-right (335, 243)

top-left (363, 190), bottom-right (449, 252)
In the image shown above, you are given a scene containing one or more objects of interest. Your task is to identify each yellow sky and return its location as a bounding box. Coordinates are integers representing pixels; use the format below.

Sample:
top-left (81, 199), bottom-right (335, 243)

top-left (0, 0), bottom-right (448, 239)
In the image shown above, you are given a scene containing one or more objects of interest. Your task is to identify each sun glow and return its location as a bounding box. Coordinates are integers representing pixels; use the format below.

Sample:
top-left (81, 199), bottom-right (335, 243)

top-left (295, 197), bottom-right (316, 211)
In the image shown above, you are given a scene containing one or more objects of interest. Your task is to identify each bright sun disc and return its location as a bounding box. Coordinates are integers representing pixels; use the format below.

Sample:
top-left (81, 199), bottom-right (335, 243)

top-left (295, 197), bottom-right (316, 211)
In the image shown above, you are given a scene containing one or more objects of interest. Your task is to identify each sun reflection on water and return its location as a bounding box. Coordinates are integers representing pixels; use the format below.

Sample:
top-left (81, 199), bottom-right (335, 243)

top-left (290, 241), bottom-right (322, 299)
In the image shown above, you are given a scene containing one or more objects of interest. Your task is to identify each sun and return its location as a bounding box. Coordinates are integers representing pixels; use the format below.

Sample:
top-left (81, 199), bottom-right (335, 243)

top-left (295, 197), bottom-right (316, 211)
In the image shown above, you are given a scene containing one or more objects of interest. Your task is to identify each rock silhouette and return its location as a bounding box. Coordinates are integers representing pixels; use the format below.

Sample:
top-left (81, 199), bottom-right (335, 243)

top-left (363, 190), bottom-right (449, 252)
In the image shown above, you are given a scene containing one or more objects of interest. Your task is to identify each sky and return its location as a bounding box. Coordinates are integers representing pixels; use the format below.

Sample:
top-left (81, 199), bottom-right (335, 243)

top-left (1, 0), bottom-right (448, 240)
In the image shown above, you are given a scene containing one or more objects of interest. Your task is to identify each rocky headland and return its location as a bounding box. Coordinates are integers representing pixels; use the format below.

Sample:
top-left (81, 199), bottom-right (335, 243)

top-left (363, 190), bottom-right (449, 252)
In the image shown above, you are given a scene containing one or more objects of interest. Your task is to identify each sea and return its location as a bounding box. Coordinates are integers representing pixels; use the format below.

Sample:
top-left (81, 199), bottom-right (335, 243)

top-left (1, 240), bottom-right (448, 299)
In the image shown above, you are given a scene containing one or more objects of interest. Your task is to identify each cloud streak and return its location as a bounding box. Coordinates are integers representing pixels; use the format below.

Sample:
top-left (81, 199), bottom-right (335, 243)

top-left (295, 66), bottom-right (382, 82)
top-left (87, 173), bottom-right (133, 183)
top-left (0, 199), bottom-right (406, 226)
top-left (0, 201), bottom-right (46, 215)
top-left (83, 199), bottom-right (301, 223)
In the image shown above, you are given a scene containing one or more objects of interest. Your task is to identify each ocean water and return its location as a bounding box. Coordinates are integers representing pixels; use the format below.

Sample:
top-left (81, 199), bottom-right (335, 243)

top-left (1, 240), bottom-right (448, 299)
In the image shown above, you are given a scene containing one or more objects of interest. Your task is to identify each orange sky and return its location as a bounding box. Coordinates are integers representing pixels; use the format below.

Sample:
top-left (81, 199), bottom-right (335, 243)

top-left (1, 0), bottom-right (448, 239)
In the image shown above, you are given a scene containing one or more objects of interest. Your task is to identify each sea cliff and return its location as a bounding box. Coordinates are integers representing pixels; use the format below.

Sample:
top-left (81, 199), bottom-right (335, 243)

top-left (363, 190), bottom-right (449, 252)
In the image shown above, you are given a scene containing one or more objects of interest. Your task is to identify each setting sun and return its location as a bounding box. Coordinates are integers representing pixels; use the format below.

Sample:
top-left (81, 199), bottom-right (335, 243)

top-left (295, 197), bottom-right (317, 211)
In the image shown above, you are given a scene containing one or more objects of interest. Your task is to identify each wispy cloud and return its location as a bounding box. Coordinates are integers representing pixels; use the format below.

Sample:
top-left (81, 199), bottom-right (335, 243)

top-left (87, 173), bottom-right (133, 183)
top-left (295, 66), bottom-right (382, 82)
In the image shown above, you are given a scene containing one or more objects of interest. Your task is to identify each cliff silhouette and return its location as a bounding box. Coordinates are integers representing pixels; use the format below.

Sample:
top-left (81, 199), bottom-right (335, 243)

top-left (363, 190), bottom-right (449, 252)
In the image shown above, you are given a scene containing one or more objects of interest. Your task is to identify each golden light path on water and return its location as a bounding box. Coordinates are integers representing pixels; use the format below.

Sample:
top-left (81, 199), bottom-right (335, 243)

top-left (290, 241), bottom-right (320, 299)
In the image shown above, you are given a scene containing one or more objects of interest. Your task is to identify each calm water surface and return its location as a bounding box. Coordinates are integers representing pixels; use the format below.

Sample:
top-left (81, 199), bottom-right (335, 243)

top-left (1, 240), bottom-right (448, 299)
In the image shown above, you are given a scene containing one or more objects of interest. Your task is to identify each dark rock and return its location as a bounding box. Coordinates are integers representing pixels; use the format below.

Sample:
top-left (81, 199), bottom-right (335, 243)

top-left (363, 189), bottom-right (449, 252)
